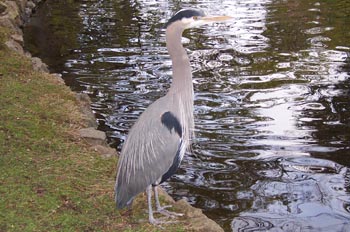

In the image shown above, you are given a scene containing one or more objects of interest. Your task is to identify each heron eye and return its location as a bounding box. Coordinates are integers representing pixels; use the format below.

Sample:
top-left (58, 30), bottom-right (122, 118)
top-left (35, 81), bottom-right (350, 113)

top-left (193, 16), bottom-right (199, 20)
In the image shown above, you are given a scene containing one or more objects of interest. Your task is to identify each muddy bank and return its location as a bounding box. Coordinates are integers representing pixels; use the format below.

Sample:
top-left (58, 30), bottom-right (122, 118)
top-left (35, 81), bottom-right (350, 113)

top-left (0, 0), bottom-right (224, 231)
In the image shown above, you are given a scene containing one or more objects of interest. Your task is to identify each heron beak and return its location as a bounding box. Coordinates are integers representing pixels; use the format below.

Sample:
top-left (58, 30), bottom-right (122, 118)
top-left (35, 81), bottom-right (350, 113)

top-left (201, 15), bottom-right (233, 23)
top-left (186, 15), bottom-right (232, 29)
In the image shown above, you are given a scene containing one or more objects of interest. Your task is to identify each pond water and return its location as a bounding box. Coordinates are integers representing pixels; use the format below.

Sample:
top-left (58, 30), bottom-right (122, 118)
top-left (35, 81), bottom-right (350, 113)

top-left (24, 0), bottom-right (350, 231)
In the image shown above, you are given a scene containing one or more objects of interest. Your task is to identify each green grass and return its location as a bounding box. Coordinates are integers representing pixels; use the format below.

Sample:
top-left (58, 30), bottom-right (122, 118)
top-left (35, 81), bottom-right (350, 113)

top-left (0, 28), bottom-right (187, 231)
top-left (0, 48), bottom-right (117, 231)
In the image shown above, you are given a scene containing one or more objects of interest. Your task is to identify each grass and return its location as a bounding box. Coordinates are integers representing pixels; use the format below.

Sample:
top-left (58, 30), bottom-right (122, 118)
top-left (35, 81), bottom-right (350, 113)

top-left (0, 27), bottom-right (187, 231)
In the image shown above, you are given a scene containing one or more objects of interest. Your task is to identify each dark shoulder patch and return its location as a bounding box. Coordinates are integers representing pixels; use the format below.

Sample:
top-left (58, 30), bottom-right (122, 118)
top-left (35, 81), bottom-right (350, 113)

top-left (161, 111), bottom-right (182, 137)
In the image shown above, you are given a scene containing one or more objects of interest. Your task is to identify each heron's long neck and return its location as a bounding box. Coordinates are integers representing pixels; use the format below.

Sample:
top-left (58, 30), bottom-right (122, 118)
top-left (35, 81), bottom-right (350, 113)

top-left (166, 25), bottom-right (194, 140)
top-left (166, 27), bottom-right (193, 96)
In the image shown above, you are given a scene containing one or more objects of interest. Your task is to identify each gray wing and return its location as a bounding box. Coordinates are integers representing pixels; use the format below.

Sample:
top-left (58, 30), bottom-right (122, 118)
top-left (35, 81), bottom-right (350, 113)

top-left (115, 97), bottom-right (184, 209)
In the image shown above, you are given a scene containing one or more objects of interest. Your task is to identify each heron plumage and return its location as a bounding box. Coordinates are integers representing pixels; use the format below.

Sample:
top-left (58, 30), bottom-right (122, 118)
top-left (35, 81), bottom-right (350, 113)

top-left (114, 8), bottom-right (231, 224)
top-left (115, 94), bottom-right (187, 209)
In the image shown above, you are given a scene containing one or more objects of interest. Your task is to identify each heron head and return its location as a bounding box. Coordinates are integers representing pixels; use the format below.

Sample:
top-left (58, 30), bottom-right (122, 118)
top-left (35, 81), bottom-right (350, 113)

top-left (165, 9), bottom-right (232, 30)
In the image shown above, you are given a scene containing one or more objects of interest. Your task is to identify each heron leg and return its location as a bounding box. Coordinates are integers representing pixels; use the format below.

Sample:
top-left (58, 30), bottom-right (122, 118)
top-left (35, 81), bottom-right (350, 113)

top-left (146, 185), bottom-right (159, 224)
top-left (153, 185), bottom-right (183, 217)
top-left (147, 185), bottom-right (178, 225)
top-left (154, 185), bottom-right (171, 211)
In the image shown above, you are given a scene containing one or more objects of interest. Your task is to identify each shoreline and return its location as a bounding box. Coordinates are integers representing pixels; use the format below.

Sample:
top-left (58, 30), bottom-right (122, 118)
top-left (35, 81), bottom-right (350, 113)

top-left (0, 0), bottom-right (225, 231)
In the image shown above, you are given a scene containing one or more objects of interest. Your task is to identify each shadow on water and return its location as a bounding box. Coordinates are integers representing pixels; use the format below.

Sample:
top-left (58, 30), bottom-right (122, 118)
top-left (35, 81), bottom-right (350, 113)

top-left (24, 0), bottom-right (350, 231)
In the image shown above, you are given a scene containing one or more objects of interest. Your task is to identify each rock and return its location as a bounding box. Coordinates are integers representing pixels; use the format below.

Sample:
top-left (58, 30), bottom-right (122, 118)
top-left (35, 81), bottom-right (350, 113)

top-left (5, 39), bottom-right (24, 53)
top-left (24, 7), bottom-right (31, 19)
top-left (31, 57), bottom-right (49, 72)
top-left (0, 2), bottom-right (7, 15)
top-left (79, 127), bottom-right (106, 146)
top-left (157, 187), bottom-right (176, 204)
top-left (133, 187), bottom-right (225, 231)
top-left (15, 0), bottom-right (27, 14)
top-left (91, 145), bottom-right (117, 158)
top-left (26, 1), bottom-right (36, 10)
top-left (51, 73), bottom-right (65, 85)
top-left (0, 16), bottom-right (17, 32)
top-left (75, 93), bottom-right (98, 128)
top-left (31, 0), bottom-right (42, 4)
top-left (4, 1), bottom-right (20, 25)
top-left (11, 33), bottom-right (23, 45)
top-left (174, 199), bottom-right (224, 232)
top-left (175, 199), bottom-right (203, 218)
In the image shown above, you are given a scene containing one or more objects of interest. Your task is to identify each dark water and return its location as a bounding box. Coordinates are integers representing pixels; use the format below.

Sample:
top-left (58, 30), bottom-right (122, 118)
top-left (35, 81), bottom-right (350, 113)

top-left (24, 0), bottom-right (350, 231)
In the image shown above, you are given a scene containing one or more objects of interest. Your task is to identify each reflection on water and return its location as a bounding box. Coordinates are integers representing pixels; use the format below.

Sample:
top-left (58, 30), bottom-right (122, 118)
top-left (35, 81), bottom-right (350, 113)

top-left (24, 0), bottom-right (350, 231)
top-left (232, 157), bottom-right (350, 231)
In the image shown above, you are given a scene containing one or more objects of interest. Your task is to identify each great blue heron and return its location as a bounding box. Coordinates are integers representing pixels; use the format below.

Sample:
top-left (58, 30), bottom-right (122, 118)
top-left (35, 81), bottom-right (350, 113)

top-left (115, 9), bottom-right (232, 224)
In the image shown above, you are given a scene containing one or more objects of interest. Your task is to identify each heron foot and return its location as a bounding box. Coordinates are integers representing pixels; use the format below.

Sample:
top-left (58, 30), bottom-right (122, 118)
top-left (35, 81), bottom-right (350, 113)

top-left (156, 205), bottom-right (184, 218)
top-left (149, 216), bottom-right (178, 225)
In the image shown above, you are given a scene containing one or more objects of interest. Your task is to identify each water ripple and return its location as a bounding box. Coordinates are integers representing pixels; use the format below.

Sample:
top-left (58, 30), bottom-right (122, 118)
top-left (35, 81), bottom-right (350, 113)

top-left (24, 0), bottom-right (350, 230)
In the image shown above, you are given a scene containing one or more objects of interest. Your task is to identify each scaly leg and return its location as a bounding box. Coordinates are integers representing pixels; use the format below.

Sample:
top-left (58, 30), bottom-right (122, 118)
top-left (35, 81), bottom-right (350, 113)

top-left (146, 185), bottom-right (158, 224)
top-left (147, 185), bottom-right (179, 225)
top-left (153, 185), bottom-right (183, 217)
